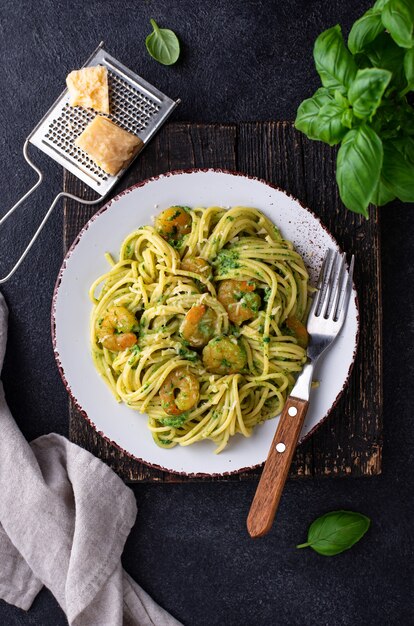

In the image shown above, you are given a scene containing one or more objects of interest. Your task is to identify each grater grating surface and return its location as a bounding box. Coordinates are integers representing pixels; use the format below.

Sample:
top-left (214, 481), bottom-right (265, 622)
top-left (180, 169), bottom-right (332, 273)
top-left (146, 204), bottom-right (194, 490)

top-left (29, 42), bottom-right (179, 195)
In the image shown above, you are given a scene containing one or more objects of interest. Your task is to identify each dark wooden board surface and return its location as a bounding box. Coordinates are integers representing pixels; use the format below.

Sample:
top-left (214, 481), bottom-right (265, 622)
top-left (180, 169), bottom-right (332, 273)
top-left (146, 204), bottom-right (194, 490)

top-left (63, 121), bottom-right (382, 482)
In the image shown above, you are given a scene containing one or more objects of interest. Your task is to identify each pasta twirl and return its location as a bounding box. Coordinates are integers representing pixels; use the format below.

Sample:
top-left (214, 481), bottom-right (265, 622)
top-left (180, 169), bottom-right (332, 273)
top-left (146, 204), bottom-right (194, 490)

top-left (89, 206), bottom-right (309, 453)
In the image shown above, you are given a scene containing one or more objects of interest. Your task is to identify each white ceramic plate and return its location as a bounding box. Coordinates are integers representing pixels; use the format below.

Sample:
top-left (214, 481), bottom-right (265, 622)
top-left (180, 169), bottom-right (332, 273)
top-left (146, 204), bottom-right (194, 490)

top-left (52, 170), bottom-right (358, 476)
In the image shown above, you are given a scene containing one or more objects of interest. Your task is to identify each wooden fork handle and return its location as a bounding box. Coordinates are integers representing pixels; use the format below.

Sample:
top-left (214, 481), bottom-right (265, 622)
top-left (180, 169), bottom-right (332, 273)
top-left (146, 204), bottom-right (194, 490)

top-left (247, 396), bottom-right (309, 538)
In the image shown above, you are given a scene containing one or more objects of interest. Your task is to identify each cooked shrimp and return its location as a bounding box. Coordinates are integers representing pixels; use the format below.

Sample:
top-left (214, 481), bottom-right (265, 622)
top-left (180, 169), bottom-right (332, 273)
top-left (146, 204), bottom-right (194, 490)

top-left (202, 336), bottom-right (246, 374)
top-left (180, 305), bottom-right (216, 348)
top-left (159, 367), bottom-right (200, 415)
top-left (155, 206), bottom-right (192, 243)
top-left (181, 257), bottom-right (212, 279)
top-left (96, 306), bottom-right (138, 352)
top-left (217, 279), bottom-right (261, 325)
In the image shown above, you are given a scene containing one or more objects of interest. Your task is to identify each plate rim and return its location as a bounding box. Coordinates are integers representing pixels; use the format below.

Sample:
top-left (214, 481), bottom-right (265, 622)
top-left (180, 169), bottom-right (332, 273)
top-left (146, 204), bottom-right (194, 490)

top-left (51, 167), bottom-right (360, 477)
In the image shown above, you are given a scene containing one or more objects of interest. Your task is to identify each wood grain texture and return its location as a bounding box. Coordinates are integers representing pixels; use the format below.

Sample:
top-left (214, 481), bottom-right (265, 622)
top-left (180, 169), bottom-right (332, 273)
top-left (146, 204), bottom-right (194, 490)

top-left (63, 121), bottom-right (382, 482)
top-left (247, 397), bottom-right (309, 538)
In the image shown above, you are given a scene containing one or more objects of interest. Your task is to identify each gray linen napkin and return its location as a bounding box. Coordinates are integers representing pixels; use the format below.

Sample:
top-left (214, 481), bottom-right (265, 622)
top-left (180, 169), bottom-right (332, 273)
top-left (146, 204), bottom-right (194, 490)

top-left (0, 293), bottom-right (182, 626)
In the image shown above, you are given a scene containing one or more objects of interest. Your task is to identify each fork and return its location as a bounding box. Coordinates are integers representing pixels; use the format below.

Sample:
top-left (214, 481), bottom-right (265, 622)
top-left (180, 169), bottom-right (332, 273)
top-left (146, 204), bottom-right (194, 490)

top-left (247, 249), bottom-right (355, 538)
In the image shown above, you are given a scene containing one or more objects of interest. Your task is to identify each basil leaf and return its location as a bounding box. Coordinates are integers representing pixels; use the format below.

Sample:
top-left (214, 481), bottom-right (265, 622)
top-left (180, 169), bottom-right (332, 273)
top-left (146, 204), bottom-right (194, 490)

top-left (316, 101), bottom-right (349, 145)
top-left (334, 90), bottom-right (349, 107)
top-left (145, 19), bottom-right (180, 65)
top-left (295, 88), bottom-right (348, 145)
top-left (348, 9), bottom-right (385, 54)
top-left (373, 0), bottom-right (390, 8)
top-left (294, 88), bottom-right (333, 140)
top-left (297, 510), bottom-right (371, 556)
top-left (392, 135), bottom-right (414, 159)
top-left (341, 108), bottom-right (354, 129)
top-left (374, 102), bottom-right (400, 136)
top-left (365, 32), bottom-right (407, 89)
top-left (336, 125), bottom-right (383, 217)
top-left (399, 104), bottom-right (414, 135)
top-left (375, 103), bottom-right (414, 138)
top-left (354, 52), bottom-right (372, 69)
top-left (348, 68), bottom-right (392, 119)
top-left (404, 48), bottom-right (414, 89)
top-left (370, 176), bottom-right (396, 205)
top-left (381, 0), bottom-right (414, 49)
top-left (381, 137), bottom-right (414, 201)
top-left (314, 25), bottom-right (357, 91)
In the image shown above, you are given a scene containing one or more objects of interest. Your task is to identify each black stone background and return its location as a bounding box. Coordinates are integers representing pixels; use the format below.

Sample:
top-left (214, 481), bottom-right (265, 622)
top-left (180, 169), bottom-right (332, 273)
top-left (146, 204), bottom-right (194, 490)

top-left (0, 1), bottom-right (413, 624)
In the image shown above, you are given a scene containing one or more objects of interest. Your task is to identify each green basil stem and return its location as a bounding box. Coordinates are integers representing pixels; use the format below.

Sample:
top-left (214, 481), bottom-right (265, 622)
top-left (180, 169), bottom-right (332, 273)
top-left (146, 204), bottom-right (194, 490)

top-left (150, 19), bottom-right (160, 34)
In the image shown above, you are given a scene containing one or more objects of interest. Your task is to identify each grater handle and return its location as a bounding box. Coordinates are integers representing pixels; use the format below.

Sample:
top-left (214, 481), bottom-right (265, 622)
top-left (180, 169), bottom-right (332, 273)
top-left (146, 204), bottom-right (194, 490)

top-left (0, 140), bottom-right (103, 284)
top-left (0, 140), bottom-right (43, 227)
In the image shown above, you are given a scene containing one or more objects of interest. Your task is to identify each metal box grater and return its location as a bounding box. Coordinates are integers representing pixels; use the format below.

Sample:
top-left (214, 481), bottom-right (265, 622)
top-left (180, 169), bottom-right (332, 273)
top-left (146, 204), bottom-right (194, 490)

top-left (0, 42), bottom-right (180, 283)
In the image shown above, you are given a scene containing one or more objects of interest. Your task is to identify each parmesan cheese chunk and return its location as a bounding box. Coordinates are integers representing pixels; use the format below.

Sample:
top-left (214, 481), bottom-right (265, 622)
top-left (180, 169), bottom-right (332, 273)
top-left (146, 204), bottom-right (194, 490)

top-left (66, 66), bottom-right (110, 114)
top-left (75, 116), bottom-right (143, 176)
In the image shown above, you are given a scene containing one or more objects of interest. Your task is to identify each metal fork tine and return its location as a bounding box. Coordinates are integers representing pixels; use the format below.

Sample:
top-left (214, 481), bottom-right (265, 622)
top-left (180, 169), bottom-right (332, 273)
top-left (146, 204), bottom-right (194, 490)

top-left (324, 252), bottom-right (345, 319)
top-left (308, 251), bottom-right (327, 318)
top-left (316, 249), bottom-right (330, 289)
top-left (335, 254), bottom-right (355, 322)
top-left (315, 249), bottom-right (334, 316)
top-left (330, 253), bottom-right (347, 320)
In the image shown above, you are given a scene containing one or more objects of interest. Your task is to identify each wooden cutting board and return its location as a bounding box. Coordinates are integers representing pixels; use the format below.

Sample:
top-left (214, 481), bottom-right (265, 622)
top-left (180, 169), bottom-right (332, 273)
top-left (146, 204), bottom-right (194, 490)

top-left (63, 121), bottom-right (382, 482)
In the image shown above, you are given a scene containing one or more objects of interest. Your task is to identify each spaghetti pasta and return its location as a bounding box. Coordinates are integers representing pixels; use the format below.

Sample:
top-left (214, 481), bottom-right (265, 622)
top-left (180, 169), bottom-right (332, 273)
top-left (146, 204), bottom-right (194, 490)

top-left (89, 205), bottom-right (309, 453)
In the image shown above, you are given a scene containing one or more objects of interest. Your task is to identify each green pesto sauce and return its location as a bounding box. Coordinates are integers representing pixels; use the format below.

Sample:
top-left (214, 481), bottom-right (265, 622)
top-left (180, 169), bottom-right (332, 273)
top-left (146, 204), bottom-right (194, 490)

top-left (228, 324), bottom-right (241, 337)
top-left (273, 225), bottom-right (282, 240)
top-left (167, 235), bottom-right (185, 250)
top-left (178, 346), bottom-right (199, 361)
top-left (167, 209), bottom-right (182, 221)
top-left (125, 243), bottom-right (134, 259)
top-left (241, 291), bottom-right (260, 312)
top-left (160, 413), bottom-right (189, 427)
top-left (263, 287), bottom-right (272, 302)
top-left (213, 248), bottom-right (240, 273)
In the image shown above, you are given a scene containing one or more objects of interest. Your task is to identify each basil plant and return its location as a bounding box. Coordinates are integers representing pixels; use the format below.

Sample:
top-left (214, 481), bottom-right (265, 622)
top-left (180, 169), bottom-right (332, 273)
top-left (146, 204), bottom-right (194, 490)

top-left (295, 0), bottom-right (414, 217)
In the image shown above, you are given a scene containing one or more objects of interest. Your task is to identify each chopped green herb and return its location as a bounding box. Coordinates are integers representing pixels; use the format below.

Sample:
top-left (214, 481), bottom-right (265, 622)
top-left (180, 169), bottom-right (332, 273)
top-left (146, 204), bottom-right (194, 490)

top-left (273, 225), bottom-right (282, 239)
top-left (167, 235), bottom-right (185, 250)
top-left (263, 287), bottom-right (272, 302)
top-left (228, 324), bottom-right (241, 337)
top-left (212, 249), bottom-right (240, 273)
top-left (178, 346), bottom-right (199, 361)
top-left (242, 292), bottom-right (260, 312)
top-left (167, 209), bottom-right (182, 221)
top-left (160, 414), bottom-right (188, 427)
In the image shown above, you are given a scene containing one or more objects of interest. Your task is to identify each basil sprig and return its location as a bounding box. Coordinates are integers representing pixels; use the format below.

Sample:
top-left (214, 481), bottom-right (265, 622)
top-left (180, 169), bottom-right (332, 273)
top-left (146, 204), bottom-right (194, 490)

top-left (145, 19), bottom-right (180, 66)
top-left (295, 0), bottom-right (414, 217)
top-left (297, 510), bottom-right (371, 556)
